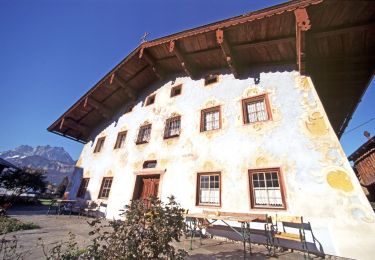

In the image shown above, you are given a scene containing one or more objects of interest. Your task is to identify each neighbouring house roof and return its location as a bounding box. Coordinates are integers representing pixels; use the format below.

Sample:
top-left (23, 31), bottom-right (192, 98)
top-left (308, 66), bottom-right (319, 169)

top-left (48, 0), bottom-right (375, 143)
top-left (0, 157), bottom-right (20, 171)
top-left (348, 137), bottom-right (375, 186)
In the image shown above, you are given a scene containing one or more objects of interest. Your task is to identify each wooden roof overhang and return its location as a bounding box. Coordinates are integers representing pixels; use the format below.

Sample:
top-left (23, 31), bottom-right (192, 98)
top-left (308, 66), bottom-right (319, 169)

top-left (348, 137), bottom-right (375, 186)
top-left (48, 0), bottom-right (375, 143)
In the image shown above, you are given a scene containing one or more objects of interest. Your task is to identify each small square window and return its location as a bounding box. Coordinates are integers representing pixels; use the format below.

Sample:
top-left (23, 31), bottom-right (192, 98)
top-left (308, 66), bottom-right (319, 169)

top-left (197, 172), bottom-right (221, 206)
top-left (204, 74), bottom-right (218, 86)
top-left (93, 137), bottom-right (105, 153)
top-left (114, 131), bottom-right (127, 149)
top-left (242, 94), bottom-right (272, 124)
top-left (249, 168), bottom-right (286, 209)
top-left (164, 116), bottom-right (181, 138)
top-left (143, 160), bottom-right (157, 169)
top-left (98, 177), bottom-right (113, 199)
top-left (201, 106), bottom-right (221, 132)
top-left (170, 84), bottom-right (182, 97)
top-left (145, 94), bottom-right (156, 106)
top-left (136, 124), bottom-right (152, 144)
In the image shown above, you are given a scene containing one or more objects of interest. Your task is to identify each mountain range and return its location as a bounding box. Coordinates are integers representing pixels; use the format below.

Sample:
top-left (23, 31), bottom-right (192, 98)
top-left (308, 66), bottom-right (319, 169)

top-left (0, 145), bottom-right (76, 185)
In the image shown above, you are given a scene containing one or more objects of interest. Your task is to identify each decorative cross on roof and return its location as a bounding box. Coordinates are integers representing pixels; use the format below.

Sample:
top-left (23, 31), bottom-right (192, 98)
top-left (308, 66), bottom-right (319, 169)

top-left (141, 32), bottom-right (150, 43)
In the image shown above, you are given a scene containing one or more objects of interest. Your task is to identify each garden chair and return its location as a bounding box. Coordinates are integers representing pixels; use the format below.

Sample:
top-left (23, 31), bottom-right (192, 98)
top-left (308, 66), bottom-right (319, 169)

top-left (82, 200), bottom-right (108, 218)
top-left (46, 199), bottom-right (59, 215)
top-left (271, 215), bottom-right (324, 258)
top-left (71, 199), bottom-right (88, 217)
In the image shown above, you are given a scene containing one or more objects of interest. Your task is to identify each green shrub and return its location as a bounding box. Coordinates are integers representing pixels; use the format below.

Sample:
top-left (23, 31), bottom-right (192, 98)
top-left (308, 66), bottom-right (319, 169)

top-left (0, 216), bottom-right (39, 235)
top-left (45, 196), bottom-right (188, 259)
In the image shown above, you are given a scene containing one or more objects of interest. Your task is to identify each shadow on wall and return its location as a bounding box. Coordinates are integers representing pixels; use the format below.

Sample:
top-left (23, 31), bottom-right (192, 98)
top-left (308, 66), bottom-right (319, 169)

top-left (67, 166), bottom-right (83, 200)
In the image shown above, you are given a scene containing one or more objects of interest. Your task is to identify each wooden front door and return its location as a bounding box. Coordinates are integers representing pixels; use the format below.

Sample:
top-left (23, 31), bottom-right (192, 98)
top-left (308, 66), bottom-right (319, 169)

top-left (139, 177), bottom-right (159, 200)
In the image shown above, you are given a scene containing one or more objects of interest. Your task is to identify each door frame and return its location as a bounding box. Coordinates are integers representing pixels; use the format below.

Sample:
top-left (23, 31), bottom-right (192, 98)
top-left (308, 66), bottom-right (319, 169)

top-left (132, 169), bottom-right (165, 200)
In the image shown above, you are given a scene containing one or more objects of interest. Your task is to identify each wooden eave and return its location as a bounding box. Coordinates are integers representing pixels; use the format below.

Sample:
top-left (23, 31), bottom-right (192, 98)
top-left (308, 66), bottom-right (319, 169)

top-left (348, 137), bottom-right (375, 186)
top-left (48, 0), bottom-right (375, 143)
top-left (348, 137), bottom-right (375, 162)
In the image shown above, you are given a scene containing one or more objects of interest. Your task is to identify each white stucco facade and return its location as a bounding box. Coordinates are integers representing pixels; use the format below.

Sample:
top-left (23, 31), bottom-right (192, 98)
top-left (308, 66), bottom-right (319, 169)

top-left (68, 71), bottom-right (375, 259)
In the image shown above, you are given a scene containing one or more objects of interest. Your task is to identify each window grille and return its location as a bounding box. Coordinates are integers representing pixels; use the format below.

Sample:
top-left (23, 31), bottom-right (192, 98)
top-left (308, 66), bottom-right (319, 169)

top-left (201, 107), bottom-right (220, 132)
top-left (136, 124), bottom-right (151, 144)
top-left (164, 116), bottom-right (181, 138)
top-left (243, 95), bottom-right (271, 124)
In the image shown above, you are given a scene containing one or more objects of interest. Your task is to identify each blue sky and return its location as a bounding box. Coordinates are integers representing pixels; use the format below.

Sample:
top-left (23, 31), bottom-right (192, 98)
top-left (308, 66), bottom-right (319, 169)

top-left (0, 0), bottom-right (373, 160)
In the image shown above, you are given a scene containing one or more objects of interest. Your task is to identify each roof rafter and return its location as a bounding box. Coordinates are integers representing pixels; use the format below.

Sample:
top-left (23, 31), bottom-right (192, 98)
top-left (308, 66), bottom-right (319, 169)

top-left (169, 40), bottom-right (197, 79)
top-left (139, 48), bottom-right (164, 79)
top-left (109, 73), bottom-right (137, 101)
top-left (83, 96), bottom-right (112, 119)
top-left (216, 29), bottom-right (241, 78)
top-left (294, 8), bottom-right (311, 75)
top-left (60, 117), bottom-right (90, 137)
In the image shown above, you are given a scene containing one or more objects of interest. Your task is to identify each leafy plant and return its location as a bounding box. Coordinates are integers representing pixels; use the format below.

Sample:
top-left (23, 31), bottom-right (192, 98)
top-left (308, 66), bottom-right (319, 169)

top-left (0, 235), bottom-right (26, 260)
top-left (0, 216), bottom-right (39, 235)
top-left (40, 233), bottom-right (85, 260)
top-left (44, 196), bottom-right (187, 259)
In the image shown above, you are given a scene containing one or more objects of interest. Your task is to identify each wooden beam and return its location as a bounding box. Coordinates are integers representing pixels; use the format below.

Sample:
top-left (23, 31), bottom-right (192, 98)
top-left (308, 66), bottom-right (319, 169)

top-left (312, 22), bottom-right (375, 39)
top-left (63, 118), bottom-right (89, 136)
top-left (294, 8), bottom-right (311, 75)
top-left (216, 29), bottom-right (240, 78)
top-left (308, 55), bottom-right (375, 64)
top-left (83, 96), bottom-right (112, 119)
top-left (169, 40), bottom-right (197, 79)
top-left (139, 48), bottom-right (164, 79)
top-left (109, 73), bottom-right (137, 101)
top-left (235, 36), bottom-right (294, 51)
top-left (59, 118), bottom-right (65, 130)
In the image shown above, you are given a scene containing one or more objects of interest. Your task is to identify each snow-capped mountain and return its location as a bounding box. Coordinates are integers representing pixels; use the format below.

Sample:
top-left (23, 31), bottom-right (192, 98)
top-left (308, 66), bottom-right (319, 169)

top-left (0, 145), bottom-right (75, 185)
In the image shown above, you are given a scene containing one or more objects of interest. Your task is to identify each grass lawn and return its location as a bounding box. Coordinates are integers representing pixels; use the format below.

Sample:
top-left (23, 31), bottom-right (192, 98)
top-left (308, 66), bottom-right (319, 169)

top-left (38, 198), bottom-right (53, 206)
top-left (0, 216), bottom-right (39, 235)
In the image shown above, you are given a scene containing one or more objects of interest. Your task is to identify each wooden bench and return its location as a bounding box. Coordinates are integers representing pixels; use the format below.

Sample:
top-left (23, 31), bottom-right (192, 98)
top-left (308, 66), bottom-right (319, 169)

top-left (272, 215), bottom-right (324, 258)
